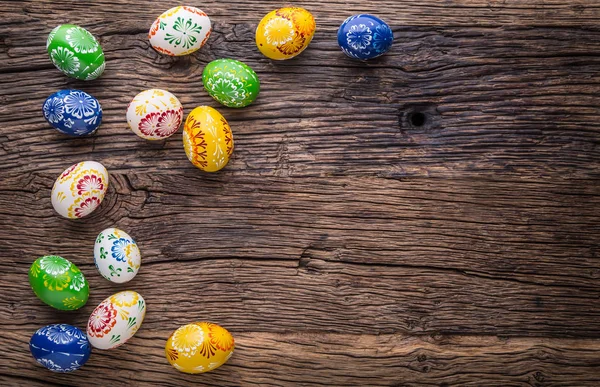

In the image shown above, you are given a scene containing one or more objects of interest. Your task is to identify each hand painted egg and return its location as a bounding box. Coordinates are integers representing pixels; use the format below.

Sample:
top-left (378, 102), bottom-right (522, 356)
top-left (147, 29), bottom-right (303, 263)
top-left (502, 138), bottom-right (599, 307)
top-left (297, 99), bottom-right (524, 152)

top-left (47, 24), bottom-right (105, 80)
top-left (256, 7), bottom-right (315, 60)
top-left (337, 14), bottom-right (393, 60)
top-left (94, 228), bottom-right (141, 283)
top-left (51, 161), bottom-right (109, 219)
top-left (43, 90), bottom-right (102, 136)
top-left (126, 89), bottom-right (183, 140)
top-left (29, 255), bottom-right (89, 311)
top-left (202, 59), bottom-right (260, 108)
top-left (165, 322), bottom-right (234, 374)
top-left (149, 6), bottom-right (211, 56)
top-left (87, 290), bottom-right (146, 350)
top-left (183, 106), bottom-right (234, 172)
top-left (30, 324), bottom-right (91, 373)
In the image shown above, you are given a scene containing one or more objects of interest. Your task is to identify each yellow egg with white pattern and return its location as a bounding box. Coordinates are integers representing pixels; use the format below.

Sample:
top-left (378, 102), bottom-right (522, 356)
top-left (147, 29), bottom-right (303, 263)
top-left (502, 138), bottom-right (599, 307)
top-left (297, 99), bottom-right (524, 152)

top-left (182, 106), bottom-right (234, 172)
top-left (256, 7), bottom-right (315, 60)
top-left (165, 322), bottom-right (235, 374)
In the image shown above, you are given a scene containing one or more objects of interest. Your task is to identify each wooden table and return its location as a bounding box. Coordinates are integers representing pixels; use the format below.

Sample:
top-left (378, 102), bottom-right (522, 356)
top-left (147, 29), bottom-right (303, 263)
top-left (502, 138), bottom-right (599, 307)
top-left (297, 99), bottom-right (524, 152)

top-left (2, 1), bottom-right (600, 385)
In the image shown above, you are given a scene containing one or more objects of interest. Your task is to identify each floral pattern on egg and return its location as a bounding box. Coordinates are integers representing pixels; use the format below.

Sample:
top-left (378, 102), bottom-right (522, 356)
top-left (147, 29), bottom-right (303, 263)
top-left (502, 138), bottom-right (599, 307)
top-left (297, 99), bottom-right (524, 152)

top-left (337, 14), bottom-right (393, 60)
top-left (182, 106), bottom-right (234, 172)
top-left (126, 89), bottom-right (183, 140)
top-left (87, 291), bottom-right (146, 350)
top-left (47, 24), bottom-right (105, 80)
top-left (51, 161), bottom-right (109, 219)
top-left (94, 228), bottom-right (141, 283)
top-left (256, 7), bottom-right (315, 60)
top-left (165, 322), bottom-right (235, 374)
top-left (43, 90), bottom-right (102, 136)
top-left (29, 255), bottom-right (89, 311)
top-left (30, 324), bottom-right (91, 373)
top-left (202, 59), bottom-right (260, 108)
top-left (148, 6), bottom-right (211, 56)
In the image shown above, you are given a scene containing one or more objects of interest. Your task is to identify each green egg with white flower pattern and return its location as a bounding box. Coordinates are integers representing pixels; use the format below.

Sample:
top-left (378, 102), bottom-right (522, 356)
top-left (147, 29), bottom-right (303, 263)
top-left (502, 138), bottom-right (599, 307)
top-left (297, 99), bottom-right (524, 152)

top-left (47, 24), bottom-right (105, 80)
top-left (202, 58), bottom-right (260, 108)
top-left (29, 255), bottom-right (89, 311)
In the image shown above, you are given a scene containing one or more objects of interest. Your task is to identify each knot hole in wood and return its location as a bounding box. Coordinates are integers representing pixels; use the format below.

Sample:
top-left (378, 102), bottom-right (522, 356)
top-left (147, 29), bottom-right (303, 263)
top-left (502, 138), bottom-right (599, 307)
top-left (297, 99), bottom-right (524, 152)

top-left (399, 103), bottom-right (439, 131)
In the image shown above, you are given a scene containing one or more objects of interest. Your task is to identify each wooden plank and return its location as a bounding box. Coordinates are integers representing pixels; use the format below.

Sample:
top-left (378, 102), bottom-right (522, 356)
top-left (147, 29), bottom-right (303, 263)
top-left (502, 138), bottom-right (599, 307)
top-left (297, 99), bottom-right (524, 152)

top-left (2, 0), bottom-right (600, 27)
top-left (1, 0), bottom-right (600, 385)
top-left (1, 174), bottom-right (599, 336)
top-left (2, 330), bottom-right (600, 386)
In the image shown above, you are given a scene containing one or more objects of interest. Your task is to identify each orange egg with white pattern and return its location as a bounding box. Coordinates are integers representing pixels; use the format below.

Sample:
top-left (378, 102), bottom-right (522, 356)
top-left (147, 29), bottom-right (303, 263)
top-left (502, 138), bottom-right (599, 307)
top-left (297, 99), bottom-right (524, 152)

top-left (165, 322), bottom-right (235, 374)
top-left (256, 7), bottom-right (315, 60)
top-left (182, 106), bottom-right (234, 172)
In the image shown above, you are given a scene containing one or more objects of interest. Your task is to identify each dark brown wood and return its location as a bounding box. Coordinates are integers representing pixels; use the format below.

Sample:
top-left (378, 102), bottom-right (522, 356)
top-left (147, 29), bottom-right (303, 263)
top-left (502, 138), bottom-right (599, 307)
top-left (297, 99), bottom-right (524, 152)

top-left (1, 0), bottom-right (600, 385)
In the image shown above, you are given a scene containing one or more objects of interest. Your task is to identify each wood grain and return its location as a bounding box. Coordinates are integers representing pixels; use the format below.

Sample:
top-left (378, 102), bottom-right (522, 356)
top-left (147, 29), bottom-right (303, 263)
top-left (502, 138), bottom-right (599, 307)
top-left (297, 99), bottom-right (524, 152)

top-left (1, 0), bottom-right (600, 385)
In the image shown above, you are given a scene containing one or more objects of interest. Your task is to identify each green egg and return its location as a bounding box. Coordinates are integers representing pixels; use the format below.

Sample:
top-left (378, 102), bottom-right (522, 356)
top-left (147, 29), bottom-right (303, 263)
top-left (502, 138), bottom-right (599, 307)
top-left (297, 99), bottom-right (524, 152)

top-left (202, 58), bottom-right (260, 108)
top-left (29, 255), bottom-right (89, 311)
top-left (46, 24), bottom-right (105, 80)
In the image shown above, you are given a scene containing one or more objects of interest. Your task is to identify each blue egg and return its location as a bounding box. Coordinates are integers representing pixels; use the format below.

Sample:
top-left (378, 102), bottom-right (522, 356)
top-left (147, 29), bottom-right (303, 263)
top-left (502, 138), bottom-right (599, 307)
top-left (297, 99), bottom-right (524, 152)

top-left (29, 324), bottom-right (91, 373)
top-left (42, 90), bottom-right (102, 136)
top-left (337, 14), bottom-right (393, 60)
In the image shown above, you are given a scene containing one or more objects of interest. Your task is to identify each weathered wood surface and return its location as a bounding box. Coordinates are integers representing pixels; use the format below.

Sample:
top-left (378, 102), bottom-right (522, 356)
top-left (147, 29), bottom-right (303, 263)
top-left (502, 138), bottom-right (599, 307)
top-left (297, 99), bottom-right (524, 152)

top-left (1, 0), bottom-right (600, 385)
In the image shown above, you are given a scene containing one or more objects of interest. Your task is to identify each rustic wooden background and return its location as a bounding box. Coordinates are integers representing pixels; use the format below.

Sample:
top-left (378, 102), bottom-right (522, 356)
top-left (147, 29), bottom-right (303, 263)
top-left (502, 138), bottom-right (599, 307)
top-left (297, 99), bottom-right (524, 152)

top-left (1, 0), bottom-right (600, 385)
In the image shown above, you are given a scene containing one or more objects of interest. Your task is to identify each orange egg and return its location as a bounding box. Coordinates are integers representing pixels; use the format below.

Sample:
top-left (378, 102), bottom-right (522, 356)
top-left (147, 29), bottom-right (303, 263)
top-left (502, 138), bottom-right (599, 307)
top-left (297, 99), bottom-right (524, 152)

top-left (256, 7), bottom-right (315, 60)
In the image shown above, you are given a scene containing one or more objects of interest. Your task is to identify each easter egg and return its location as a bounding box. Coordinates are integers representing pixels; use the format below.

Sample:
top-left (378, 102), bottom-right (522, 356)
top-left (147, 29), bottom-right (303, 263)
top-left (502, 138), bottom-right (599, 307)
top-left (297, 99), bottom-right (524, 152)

top-left (126, 89), bottom-right (183, 140)
top-left (87, 291), bottom-right (146, 350)
top-left (165, 322), bottom-right (235, 374)
top-left (182, 106), bottom-right (234, 172)
top-left (43, 90), bottom-right (102, 136)
top-left (94, 228), bottom-right (141, 283)
top-left (47, 24), bottom-right (105, 80)
top-left (51, 161), bottom-right (109, 219)
top-left (29, 255), bottom-right (89, 311)
top-left (256, 7), bottom-right (315, 60)
top-left (30, 324), bottom-right (91, 373)
top-left (202, 59), bottom-right (260, 108)
top-left (337, 14), bottom-right (393, 60)
top-left (149, 6), bottom-right (211, 56)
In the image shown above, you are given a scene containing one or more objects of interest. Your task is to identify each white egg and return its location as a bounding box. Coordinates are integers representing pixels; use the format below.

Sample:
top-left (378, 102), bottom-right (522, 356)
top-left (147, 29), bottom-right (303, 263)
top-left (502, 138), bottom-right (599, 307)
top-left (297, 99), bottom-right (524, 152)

top-left (148, 6), bottom-right (211, 56)
top-left (51, 161), bottom-right (109, 219)
top-left (94, 228), bottom-right (141, 283)
top-left (87, 291), bottom-right (146, 350)
top-left (126, 89), bottom-right (183, 140)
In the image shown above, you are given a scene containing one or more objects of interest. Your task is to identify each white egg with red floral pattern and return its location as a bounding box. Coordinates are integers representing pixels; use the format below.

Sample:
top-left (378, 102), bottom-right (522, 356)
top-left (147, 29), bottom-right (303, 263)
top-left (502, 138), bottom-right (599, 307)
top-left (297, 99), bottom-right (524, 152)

top-left (51, 161), bottom-right (109, 219)
top-left (126, 89), bottom-right (183, 140)
top-left (87, 290), bottom-right (146, 350)
top-left (94, 228), bottom-right (141, 283)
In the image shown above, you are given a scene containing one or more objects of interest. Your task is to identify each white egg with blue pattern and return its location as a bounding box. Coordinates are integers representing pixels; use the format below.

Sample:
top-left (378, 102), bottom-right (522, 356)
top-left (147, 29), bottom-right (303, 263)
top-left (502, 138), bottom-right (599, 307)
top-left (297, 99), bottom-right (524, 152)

top-left (94, 228), bottom-right (141, 283)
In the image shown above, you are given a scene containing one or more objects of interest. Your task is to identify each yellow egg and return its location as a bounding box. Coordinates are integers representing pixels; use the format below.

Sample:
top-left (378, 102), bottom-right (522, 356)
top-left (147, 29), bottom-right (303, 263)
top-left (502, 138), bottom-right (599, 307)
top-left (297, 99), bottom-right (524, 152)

top-left (182, 106), bottom-right (234, 172)
top-left (256, 7), bottom-right (315, 60)
top-left (165, 322), bottom-right (235, 374)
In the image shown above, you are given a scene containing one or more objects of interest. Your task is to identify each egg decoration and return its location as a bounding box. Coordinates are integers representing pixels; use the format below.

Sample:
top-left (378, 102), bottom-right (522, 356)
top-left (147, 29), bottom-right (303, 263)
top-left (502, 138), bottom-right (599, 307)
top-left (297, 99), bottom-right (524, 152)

top-left (165, 322), bottom-right (235, 374)
top-left (149, 6), bottom-right (211, 56)
top-left (256, 7), bottom-right (315, 60)
top-left (30, 324), bottom-right (91, 373)
top-left (29, 255), bottom-right (89, 311)
top-left (183, 106), bottom-right (234, 172)
top-left (87, 291), bottom-right (146, 350)
top-left (202, 59), bottom-right (260, 108)
top-left (43, 90), bottom-right (102, 136)
top-left (94, 228), bottom-right (141, 283)
top-left (51, 161), bottom-right (109, 219)
top-left (126, 89), bottom-right (183, 140)
top-left (47, 24), bottom-right (105, 80)
top-left (337, 14), bottom-right (393, 60)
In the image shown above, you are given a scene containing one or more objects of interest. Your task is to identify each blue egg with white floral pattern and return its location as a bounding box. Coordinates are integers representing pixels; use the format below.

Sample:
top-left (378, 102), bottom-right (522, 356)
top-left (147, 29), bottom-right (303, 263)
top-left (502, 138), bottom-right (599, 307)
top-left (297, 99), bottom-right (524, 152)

top-left (29, 324), bottom-right (91, 373)
top-left (337, 14), bottom-right (393, 60)
top-left (42, 89), bottom-right (102, 136)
